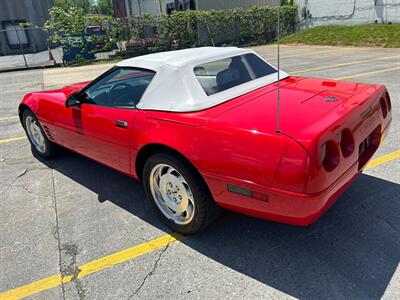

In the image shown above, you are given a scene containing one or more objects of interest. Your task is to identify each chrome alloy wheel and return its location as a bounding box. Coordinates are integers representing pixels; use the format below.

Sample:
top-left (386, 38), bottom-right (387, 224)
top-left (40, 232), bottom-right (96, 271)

top-left (25, 115), bottom-right (46, 153)
top-left (149, 163), bottom-right (195, 225)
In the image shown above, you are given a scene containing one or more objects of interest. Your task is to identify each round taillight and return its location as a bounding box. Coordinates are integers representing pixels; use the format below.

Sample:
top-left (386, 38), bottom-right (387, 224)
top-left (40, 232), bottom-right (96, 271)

top-left (340, 128), bottom-right (355, 157)
top-left (321, 140), bottom-right (340, 172)
top-left (380, 97), bottom-right (388, 118)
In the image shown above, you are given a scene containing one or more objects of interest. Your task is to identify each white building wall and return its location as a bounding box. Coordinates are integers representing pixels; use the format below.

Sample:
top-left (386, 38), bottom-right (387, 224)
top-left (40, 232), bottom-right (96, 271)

top-left (294, 0), bottom-right (400, 28)
top-left (126, 0), bottom-right (279, 16)
top-left (126, 0), bottom-right (171, 16)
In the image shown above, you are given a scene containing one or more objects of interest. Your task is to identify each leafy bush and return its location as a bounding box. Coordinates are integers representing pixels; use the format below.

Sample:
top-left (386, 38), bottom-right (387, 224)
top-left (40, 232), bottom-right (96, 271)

top-left (156, 5), bottom-right (298, 49)
top-left (44, 5), bottom-right (297, 63)
top-left (44, 6), bottom-right (126, 63)
top-left (44, 6), bottom-right (89, 62)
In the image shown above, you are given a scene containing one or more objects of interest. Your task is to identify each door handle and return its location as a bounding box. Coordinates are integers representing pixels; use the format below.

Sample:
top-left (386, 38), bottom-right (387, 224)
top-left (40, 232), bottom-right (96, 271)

top-left (115, 120), bottom-right (128, 128)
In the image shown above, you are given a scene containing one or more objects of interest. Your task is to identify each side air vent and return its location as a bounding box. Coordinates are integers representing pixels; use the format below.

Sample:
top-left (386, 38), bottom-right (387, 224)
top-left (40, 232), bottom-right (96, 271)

top-left (42, 125), bottom-right (54, 141)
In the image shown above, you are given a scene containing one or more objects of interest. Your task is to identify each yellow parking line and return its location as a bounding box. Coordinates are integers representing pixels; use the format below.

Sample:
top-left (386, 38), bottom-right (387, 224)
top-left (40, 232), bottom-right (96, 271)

top-left (0, 274), bottom-right (64, 300)
top-left (290, 55), bottom-right (400, 74)
top-left (334, 66), bottom-right (400, 80)
top-left (365, 150), bottom-right (400, 171)
top-left (0, 233), bottom-right (183, 300)
top-left (0, 150), bottom-right (399, 299)
top-left (0, 116), bottom-right (19, 121)
top-left (0, 136), bottom-right (26, 143)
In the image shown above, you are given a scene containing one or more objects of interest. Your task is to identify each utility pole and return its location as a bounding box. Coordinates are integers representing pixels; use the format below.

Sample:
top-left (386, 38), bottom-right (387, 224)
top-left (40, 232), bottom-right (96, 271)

top-left (158, 0), bottom-right (163, 13)
top-left (137, 0), bottom-right (142, 16)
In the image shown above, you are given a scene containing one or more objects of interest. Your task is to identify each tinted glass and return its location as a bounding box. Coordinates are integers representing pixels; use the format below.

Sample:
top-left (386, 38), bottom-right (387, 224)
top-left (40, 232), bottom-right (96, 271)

top-left (82, 67), bottom-right (155, 107)
top-left (194, 53), bottom-right (277, 96)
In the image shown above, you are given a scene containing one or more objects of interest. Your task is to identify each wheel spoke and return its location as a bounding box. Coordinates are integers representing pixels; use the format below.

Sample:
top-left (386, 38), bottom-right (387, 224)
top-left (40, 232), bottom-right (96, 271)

top-left (176, 173), bottom-right (188, 186)
top-left (183, 182), bottom-right (193, 199)
top-left (185, 203), bottom-right (193, 219)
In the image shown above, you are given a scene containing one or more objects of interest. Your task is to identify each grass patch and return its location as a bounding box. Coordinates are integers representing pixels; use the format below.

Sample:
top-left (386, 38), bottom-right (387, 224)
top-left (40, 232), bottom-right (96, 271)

top-left (280, 24), bottom-right (400, 48)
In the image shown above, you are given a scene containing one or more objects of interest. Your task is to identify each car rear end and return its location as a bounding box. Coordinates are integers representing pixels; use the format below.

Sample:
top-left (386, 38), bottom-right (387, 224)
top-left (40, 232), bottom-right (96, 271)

top-left (306, 85), bottom-right (392, 194)
top-left (205, 79), bottom-right (392, 226)
top-left (256, 83), bottom-right (392, 226)
top-left (280, 84), bottom-right (392, 225)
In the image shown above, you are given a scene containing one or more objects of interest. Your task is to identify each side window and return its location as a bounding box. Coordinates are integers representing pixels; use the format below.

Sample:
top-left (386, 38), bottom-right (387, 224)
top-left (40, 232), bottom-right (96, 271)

top-left (3, 21), bottom-right (30, 49)
top-left (82, 67), bottom-right (155, 107)
top-left (194, 53), bottom-right (277, 96)
top-left (194, 58), bottom-right (231, 96)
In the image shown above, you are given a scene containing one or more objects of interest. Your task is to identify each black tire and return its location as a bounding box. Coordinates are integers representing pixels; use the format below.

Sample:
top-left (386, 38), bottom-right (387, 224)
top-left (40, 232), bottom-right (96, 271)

top-left (22, 109), bottom-right (58, 159)
top-left (143, 151), bottom-right (221, 234)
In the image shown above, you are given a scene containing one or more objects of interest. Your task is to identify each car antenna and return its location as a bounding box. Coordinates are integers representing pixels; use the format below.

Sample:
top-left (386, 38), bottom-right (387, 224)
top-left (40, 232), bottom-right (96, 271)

top-left (276, 4), bottom-right (281, 134)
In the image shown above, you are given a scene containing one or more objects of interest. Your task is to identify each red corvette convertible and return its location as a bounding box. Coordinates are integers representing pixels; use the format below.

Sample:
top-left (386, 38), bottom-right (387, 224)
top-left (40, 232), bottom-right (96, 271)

top-left (19, 47), bottom-right (392, 234)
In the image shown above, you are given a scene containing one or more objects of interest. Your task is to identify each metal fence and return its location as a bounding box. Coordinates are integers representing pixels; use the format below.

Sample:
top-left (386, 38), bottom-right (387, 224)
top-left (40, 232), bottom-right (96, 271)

top-left (115, 14), bottom-right (294, 58)
top-left (0, 11), bottom-right (295, 71)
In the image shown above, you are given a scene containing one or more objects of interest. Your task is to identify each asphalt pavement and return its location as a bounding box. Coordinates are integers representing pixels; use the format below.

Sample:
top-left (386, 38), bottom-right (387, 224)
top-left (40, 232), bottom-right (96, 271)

top-left (0, 45), bottom-right (399, 299)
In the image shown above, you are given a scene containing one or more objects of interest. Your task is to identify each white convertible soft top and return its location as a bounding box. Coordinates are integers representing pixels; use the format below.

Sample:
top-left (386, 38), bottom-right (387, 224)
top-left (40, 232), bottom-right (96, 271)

top-left (116, 47), bottom-right (288, 112)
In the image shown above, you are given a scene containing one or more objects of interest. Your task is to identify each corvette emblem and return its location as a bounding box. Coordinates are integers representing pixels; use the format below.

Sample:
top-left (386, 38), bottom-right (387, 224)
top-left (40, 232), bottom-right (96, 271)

top-left (324, 96), bottom-right (337, 102)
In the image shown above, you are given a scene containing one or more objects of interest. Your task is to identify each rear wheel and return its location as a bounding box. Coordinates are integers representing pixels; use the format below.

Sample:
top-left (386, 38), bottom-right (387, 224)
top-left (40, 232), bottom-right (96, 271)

top-left (22, 110), bottom-right (58, 158)
top-left (143, 151), bottom-right (220, 234)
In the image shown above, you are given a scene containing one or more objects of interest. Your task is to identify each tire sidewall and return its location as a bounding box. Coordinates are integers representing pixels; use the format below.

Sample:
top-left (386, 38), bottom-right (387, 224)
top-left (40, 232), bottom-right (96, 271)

top-left (143, 152), bottom-right (210, 234)
top-left (22, 109), bottom-right (53, 158)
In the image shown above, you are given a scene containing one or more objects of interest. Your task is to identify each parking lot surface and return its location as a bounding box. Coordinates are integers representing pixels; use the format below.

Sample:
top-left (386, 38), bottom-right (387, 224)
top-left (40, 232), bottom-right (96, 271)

top-left (1, 45), bottom-right (399, 299)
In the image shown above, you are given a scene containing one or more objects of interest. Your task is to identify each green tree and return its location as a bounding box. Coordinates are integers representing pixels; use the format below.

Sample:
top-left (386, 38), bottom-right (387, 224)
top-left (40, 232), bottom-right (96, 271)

top-left (96, 0), bottom-right (113, 15)
top-left (53, 0), bottom-right (94, 14)
top-left (44, 6), bottom-right (89, 62)
top-left (280, 0), bottom-right (294, 5)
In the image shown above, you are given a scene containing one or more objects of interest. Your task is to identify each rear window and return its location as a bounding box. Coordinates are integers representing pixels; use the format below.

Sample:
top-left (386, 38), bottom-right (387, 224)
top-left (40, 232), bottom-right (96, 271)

top-left (193, 53), bottom-right (277, 96)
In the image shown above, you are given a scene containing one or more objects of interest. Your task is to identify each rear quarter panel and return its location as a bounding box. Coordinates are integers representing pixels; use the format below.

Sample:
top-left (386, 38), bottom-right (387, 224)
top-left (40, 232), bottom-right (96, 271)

top-left (131, 110), bottom-right (290, 188)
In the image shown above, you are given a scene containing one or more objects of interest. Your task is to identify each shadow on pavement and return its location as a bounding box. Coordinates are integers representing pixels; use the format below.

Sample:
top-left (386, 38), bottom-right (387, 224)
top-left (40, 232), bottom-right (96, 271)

top-left (38, 149), bottom-right (400, 299)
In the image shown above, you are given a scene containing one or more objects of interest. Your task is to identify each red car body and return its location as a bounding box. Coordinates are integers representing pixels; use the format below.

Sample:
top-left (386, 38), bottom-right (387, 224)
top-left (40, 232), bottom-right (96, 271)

top-left (19, 76), bottom-right (392, 226)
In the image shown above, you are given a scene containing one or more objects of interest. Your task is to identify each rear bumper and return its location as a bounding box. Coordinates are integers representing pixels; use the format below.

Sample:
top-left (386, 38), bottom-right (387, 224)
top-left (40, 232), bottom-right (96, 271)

top-left (202, 121), bottom-right (390, 226)
top-left (203, 163), bottom-right (360, 226)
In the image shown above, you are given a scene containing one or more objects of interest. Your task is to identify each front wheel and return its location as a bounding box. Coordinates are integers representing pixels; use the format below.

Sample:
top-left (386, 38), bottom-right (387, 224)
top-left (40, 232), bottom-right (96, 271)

top-left (22, 109), bottom-right (58, 158)
top-left (143, 152), bottom-right (220, 234)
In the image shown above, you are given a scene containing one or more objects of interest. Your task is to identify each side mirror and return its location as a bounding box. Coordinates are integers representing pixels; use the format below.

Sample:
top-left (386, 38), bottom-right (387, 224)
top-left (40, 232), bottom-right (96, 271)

top-left (66, 92), bottom-right (81, 108)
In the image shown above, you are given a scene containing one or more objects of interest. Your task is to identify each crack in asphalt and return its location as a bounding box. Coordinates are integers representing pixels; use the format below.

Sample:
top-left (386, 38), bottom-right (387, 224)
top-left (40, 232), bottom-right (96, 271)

top-left (60, 243), bottom-right (86, 300)
top-left (15, 169), bottom-right (27, 178)
top-left (11, 183), bottom-right (45, 198)
top-left (2, 169), bottom-right (29, 197)
top-left (3, 168), bottom-right (52, 200)
top-left (130, 242), bottom-right (171, 299)
top-left (1, 159), bottom-right (40, 166)
top-left (50, 168), bottom-right (67, 300)
top-left (2, 155), bottom-right (86, 298)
